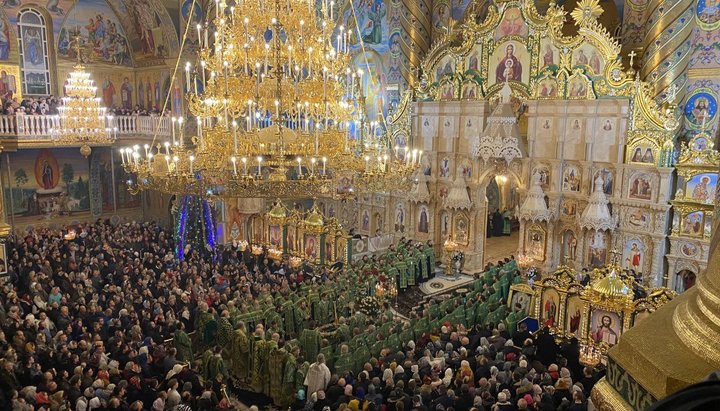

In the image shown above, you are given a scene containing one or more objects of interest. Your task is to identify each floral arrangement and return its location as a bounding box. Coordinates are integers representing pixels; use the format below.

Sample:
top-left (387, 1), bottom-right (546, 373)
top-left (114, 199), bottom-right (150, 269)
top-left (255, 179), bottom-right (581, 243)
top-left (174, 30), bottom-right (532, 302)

top-left (237, 240), bottom-right (249, 251)
top-left (289, 256), bottom-right (302, 268)
top-left (357, 296), bottom-right (381, 317)
top-left (251, 245), bottom-right (263, 255)
top-left (451, 250), bottom-right (465, 262)
top-left (267, 248), bottom-right (283, 260)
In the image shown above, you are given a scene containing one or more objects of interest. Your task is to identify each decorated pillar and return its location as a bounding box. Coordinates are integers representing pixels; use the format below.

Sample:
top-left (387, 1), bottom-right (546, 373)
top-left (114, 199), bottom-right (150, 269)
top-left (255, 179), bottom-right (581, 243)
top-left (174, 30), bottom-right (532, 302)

top-left (639, 0), bottom-right (694, 103)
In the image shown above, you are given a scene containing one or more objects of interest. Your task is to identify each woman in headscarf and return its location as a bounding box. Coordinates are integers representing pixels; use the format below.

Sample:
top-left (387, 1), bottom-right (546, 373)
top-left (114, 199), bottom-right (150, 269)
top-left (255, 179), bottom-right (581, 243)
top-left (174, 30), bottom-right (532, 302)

top-left (442, 367), bottom-right (454, 387)
top-left (456, 359), bottom-right (474, 387)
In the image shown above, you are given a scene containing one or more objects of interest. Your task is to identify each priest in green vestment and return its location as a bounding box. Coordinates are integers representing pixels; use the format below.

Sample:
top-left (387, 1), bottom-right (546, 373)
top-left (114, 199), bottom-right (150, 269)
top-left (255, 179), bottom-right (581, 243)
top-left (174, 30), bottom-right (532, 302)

top-left (268, 343), bottom-right (288, 403)
top-left (173, 322), bottom-right (193, 363)
top-left (230, 322), bottom-right (251, 381)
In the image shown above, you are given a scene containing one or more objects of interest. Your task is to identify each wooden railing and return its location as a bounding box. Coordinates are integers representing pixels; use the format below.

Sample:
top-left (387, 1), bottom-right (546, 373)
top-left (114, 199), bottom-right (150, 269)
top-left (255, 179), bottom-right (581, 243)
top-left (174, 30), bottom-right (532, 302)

top-left (0, 114), bottom-right (172, 139)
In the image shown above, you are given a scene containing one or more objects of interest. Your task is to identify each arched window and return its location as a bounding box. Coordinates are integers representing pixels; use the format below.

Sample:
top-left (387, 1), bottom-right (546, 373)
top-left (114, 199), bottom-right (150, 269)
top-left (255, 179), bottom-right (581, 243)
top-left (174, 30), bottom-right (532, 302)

top-left (17, 9), bottom-right (51, 96)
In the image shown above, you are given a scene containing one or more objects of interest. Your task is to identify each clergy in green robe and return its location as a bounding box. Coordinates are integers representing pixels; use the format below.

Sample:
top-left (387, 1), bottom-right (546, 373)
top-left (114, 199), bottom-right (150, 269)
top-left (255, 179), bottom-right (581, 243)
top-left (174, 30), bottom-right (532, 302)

top-left (281, 348), bottom-right (299, 407)
top-left (299, 328), bottom-right (321, 363)
top-left (196, 303), bottom-right (217, 348)
top-left (407, 251), bottom-right (417, 286)
top-left (206, 347), bottom-right (227, 384)
top-left (396, 257), bottom-right (408, 289)
top-left (252, 338), bottom-right (278, 394)
top-left (173, 322), bottom-right (193, 363)
top-left (230, 322), bottom-right (251, 381)
top-left (268, 344), bottom-right (289, 403)
top-left (217, 311), bottom-right (234, 349)
top-left (334, 344), bottom-right (353, 376)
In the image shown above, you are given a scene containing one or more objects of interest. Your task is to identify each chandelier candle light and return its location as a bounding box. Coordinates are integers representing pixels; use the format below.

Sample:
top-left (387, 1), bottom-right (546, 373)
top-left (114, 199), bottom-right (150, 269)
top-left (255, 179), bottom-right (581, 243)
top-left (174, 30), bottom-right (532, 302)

top-left (51, 62), bottom-right (116, 157)
top-left (121, 0), bottom-right (419, 198)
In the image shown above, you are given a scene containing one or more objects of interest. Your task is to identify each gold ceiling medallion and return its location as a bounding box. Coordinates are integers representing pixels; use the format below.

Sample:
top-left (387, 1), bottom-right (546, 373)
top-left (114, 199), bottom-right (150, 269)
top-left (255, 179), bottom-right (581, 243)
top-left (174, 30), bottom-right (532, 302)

top-left (570, 0), bottom-right (604, 28)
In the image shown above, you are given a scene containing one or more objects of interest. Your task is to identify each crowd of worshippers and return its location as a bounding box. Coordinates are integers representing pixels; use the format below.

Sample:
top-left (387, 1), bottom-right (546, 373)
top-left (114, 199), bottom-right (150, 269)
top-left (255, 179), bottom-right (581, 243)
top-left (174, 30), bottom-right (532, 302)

top-left (0, 220), bottom-right (435, 411)
top-left (0, 220), bottom-right (601, 411)
top-left (197, 254), bottom-right (600, 411)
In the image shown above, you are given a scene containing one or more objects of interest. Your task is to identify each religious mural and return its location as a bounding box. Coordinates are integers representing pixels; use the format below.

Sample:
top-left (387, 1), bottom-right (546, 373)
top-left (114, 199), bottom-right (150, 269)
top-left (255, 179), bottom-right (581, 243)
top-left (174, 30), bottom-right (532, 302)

top-left (489, 41), bottom-right (529, 85)
top-left (116, 0), bottom-right (178, 59)
top-left (622, 239), bottom-right (645, 273)
top-left (0, 13), bottom-right (10, 61)
top-left (3, 148), bottom-right (90, 218)
top-left (561, 230), bottom-right (578, 262)
top-left (418, 205), bottom-right (429, 233)
top-left (696, 0), bottom-right (720, 31)
top-left (588, 231), bottom-right (608, 268)
top-left (0, 65), bottom-right (19, 101)
top-left (589, 309), bottom-right (621, 346)
top-left (344, 0), bottom-right (389, 53)
top-left (594, 168), bottom-right (614, 195)
top-left (494, 7), bottom-right (528, 39)
top-left (565, 295), bottom-right (584, 336)
top-left (57, 0), bottom-right (132, 66)
top-left (2, 0), bottom-right (75, 39)
top-left (684, 88), bottom-right (717, 130)
top-left (94, 148), bottom-right (139, 211)
top-left (541, 287), bottom-right (559, 327)
top-left (351, 52), bottom-right (387, 121)
top-left (683, 173), bottom-right (718, 204)
top-left (628, 172), bottom-right (653, 201)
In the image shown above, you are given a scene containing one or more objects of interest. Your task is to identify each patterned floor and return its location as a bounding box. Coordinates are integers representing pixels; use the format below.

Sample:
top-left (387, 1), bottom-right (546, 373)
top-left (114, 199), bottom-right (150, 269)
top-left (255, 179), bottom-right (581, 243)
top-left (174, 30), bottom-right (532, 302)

top-left (483, 231), bottom-right (520, 266)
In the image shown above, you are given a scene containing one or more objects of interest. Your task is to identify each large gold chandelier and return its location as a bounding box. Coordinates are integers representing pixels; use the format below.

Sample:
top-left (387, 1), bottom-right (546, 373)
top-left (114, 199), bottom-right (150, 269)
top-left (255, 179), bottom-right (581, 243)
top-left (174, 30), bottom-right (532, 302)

top-left (121, 0), bottom-right (419, 198)
top-left (51, 62), bottom-right (115, 157)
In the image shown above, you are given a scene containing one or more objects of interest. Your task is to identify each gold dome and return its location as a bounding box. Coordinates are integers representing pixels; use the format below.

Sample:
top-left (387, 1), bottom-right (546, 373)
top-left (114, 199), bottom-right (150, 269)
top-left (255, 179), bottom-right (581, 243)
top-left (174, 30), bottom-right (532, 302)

top-left (591, 269), bottom-right (631, 298)
top-left (304, 205), bottom-right (324, 227)
top-left (267, 201), bottom-right (288, 222)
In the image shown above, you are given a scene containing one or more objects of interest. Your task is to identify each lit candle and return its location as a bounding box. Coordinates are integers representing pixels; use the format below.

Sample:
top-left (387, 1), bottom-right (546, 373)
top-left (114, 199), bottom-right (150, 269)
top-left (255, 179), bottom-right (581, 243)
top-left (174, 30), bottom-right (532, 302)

top-left (185, 62), bottom-right (191, 90)
top-left (200, 61), bottom-right (206, 84)
top-left (242, 157), bottom-right (248, 175)
top-left (311, 157), bottom-right (316, 175)
top-left (196, 24), bottom-right (202, 46)
top-left (322, 156), bottom-right (327, 175)
top-left (171, 117), bottom-right (176, 145)
top-left (223, 61), bottom-right (229, 94)
top-left (197, 118), bottom-right (203, 145)
top-left (297, 157), bottom-right (302, 176)
top-left (164, 142), bottom-right (170, 155)
top-left (365, 155), bottom-right (370, 173)
top-left (232, 120), bottom-right (238, 152)
top-left (264, 43), bottom-right (269, 73)
top-left (300, 20), bottom-right (304, 45)
top-left (178, 118), bottom-right (184, 144)
top-left (418, 150), bottom-right (423, 166)
top-left (394, 145), bottom-right (399, 159)
top-left (231, 156), bottom-right (237, 175)
top-left (189, 155), bottom-right (195, 174)
top-left (257, 156), bottom-right (262, 175)
top-left (330, 0), bottom-right (334, 20)
top-left (164, 155), bottom-right (170, 170)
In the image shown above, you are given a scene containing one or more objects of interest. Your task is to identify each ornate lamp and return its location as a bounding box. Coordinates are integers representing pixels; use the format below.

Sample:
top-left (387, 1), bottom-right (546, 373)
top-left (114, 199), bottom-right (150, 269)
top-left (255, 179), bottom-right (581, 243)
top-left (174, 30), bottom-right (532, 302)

top-left (121, 0), bottom-right (418, 198)
top-left (52, 37), bottom-right (115, 156)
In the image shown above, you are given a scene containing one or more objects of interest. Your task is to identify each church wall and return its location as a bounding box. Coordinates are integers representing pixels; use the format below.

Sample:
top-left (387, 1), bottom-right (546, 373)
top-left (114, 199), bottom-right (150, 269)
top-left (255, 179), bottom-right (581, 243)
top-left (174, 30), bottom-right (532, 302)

top-left (0, 0), bottom-right (178, 102)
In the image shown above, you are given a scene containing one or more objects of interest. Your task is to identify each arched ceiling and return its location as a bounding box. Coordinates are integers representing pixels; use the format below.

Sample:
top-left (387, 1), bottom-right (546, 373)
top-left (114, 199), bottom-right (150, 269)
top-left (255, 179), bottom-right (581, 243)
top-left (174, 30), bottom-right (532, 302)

top-left (0, 0), bottom-right (179, 68)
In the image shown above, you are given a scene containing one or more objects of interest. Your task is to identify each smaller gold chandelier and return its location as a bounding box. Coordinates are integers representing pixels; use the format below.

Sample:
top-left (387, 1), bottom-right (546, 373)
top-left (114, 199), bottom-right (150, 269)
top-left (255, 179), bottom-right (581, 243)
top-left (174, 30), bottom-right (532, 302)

top-left (51, 62), bottom-right (116, 156)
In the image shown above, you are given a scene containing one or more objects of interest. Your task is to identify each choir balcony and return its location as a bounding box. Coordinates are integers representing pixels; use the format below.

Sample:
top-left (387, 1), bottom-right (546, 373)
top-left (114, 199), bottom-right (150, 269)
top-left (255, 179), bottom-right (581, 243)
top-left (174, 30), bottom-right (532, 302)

top-left (0, 113), bottom-right (171, 148)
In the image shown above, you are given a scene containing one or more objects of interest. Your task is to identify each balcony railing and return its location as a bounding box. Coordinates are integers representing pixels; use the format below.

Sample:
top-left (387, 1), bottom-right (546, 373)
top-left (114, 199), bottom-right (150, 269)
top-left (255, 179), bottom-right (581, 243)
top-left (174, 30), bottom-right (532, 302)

top-left (0, 114), bottom-right (172, 140)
